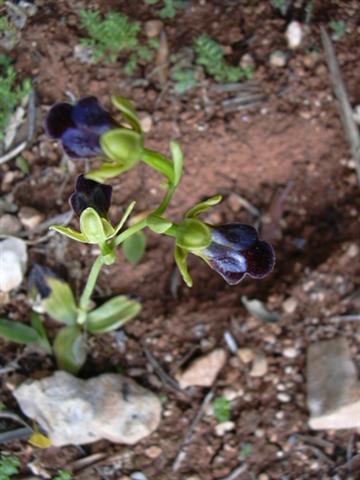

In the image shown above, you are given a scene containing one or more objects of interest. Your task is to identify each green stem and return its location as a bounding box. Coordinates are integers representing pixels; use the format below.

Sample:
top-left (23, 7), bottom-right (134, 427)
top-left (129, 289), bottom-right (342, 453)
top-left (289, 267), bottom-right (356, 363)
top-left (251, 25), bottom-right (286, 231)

top-left (154, 183), bottom-right (176, 216)
top-left (113, 218), bottom-right (147, 247)
top-left (77, 255), bottom-right (104, 324)
top-left (142, 148), bottom-right (174, 181)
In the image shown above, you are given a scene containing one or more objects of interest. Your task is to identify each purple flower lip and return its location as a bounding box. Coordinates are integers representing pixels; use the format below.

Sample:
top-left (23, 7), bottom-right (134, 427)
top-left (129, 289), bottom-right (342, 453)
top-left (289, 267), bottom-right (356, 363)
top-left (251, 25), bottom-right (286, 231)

top-left (69, 175), bottom-right (112, 218)
top-left (202, 223), bottom-right (275, 285)
top-left (44, 96), bottom-right (116, 159)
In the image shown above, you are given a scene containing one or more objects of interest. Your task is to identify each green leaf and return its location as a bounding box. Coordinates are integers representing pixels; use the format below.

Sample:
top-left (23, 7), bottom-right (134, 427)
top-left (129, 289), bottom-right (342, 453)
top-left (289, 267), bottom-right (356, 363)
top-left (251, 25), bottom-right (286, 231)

top-left (0, 318), bottom-right (39, 344)
top-left (212, 396), bottom-right (231, 422)
top-left (30, 312), bottom-right (51, 354)
top-left (112, 201), bottom-right (136, 237)
top-left (111, 95), bottom-right (142, 133)
top-left (87, 295), bottom-right (141, 333)
top-left (42, 278), bottom-right (77, 325)
top-left (53, 326), bottom-right (87, 374)
top-left (50, 225), bottom-right (87, 243)
top-left (185, 195), bottom-right (222, 218)
top-left (80, 207), bottom-right (107, 244)
top-left (174, 246), bottom-right (193, 287)
top-left (122, 231), bottom-right (146, 263)
top-left (85, 162), bottom-right (130, 182)
top-left (147, 214), bottom-right (173, 234)
top-left (170, 140), bottom-right (183, 186)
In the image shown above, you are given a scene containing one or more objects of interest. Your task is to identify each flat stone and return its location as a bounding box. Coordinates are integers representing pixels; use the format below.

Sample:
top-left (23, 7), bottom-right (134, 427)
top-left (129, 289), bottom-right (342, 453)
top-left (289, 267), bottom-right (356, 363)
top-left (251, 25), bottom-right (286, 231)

top-left (270, 51), bottom-right (287, 68)
top-left (176, 349), bottom-right (227, 389)
top-left (215, 421), bottom-right (235, 436)
top-left (14, 371), bottom-right (162, 446)
top-left (307, 338), bottom-right (360, 429)
top-left (144, 20), bottom-right (163, 38)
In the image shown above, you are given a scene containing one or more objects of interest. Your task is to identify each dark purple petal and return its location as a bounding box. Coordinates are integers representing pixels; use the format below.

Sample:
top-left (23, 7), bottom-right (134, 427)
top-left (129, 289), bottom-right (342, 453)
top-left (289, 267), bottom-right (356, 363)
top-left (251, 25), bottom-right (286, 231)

top-left (207, 250), bottom-right (247, 285)
top-left (243, 240), bottom-right (275, 279)
top-left (45, 102), bottom-right (75, 139)
top-left (69, 175), bottom-right (112, 217)
top-left (211, 223), bottom-right (258, 250)
top-left (62, 127), bottom-right (103, 158)
top-left (29, 264), bottom-right (55, 299)
top-left (72, 96), bottom-right (115, 134)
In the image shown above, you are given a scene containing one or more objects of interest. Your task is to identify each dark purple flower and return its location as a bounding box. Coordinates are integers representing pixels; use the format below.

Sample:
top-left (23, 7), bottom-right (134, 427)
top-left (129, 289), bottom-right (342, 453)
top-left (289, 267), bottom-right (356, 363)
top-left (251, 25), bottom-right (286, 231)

top-left (29, 264), bottom-right (56, 299)
top-left (45, 96), bottom-right (116, 158)
top-left (201, 224), bottom-right (275, 285)
top-left (69, 175), bottom-right (112, 218)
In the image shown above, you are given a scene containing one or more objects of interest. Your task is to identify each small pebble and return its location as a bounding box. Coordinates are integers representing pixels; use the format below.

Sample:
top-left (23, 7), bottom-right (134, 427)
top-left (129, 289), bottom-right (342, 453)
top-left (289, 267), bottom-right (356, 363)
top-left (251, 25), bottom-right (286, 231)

top-left (258, 474), bottom-right (270, 480)
top-left (131, 473), bottom-right (148, 480)
top-left (145, 446), bottom-right (162, 459)
top-left (270, 51), bottom-right (287, 68)
top-left (277, 393), bottom-right (291, 403)
top-left (282, 297), bottom-right (298, 314)
top-left (144, 19), bottom-right (163, 37)
top-left (250, 354), bottom-right (268, 378)
top-left (18, 207), bottom-right (44, 230)
top-left (285, 21), bottom-right (303, 49)
top-left (139, 113), bottom-right (153, 133)
top-left (283, 347), bottom-right (299, 359)
top-left (237, 348), bottom-right (255, 364)
top-left (215, 421), bottom-right (235, 436)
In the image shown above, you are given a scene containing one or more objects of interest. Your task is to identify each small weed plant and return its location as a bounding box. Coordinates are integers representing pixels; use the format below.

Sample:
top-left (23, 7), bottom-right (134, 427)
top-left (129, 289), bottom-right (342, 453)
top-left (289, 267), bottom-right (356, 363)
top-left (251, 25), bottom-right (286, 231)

top-left (0, 55), bottom-right (31, 140)
top-left (329, 19), bottom-right (347, 41)
top-left (144, 0), bottom-right (187, 18)
top-left (0, 95), bottom-right (275, 374)
top-left (0, 454), bottom-right (20, 480)
top-left (80, 10), bottom-right (157, 72)
top-left (212, 396), bottom-right (231, 423)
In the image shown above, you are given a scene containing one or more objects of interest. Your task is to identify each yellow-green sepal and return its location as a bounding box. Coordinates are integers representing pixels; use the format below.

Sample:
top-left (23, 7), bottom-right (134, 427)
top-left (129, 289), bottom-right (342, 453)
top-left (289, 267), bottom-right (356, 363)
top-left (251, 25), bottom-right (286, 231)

top-left (85, 162), bottom-right (131, 182)
top-left (100, 128), bottom-right (143, 167)
top-left (50, 225), bottom-right (87, 243)
top-left (111, 201), bottom-right (136, 237)
top-left (111, 95), bottom-right (142, 134)
top-left (79, 207), bottom-right (107, 244)
top-left (170, 140), bottom-right (183, 186)
top-left (147, 214), bottom-right (173, 234)
top-left (175, 218), bottom-right (211, 250)
top-left (175, 246), bottom-right (193, 287)
top-left (185, 195), bottom-right (222, 218)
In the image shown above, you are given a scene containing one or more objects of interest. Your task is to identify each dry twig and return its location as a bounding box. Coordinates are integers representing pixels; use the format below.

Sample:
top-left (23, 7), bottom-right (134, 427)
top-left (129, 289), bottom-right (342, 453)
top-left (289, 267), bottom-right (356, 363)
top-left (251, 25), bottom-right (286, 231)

top-left (219, 463), bottom-right (248, 480)
top-left (321, 27), bottom-right (360, 184)
top-left (172, 387), bottom-right (215, 472)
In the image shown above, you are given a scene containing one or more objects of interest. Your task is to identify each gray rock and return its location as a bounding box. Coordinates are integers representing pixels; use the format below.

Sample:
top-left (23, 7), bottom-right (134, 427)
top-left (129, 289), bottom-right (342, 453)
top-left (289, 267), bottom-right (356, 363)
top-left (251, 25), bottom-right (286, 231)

top-left (14, 371), bottom-right (162, 446)
top-left (307, 338), bottom-right (360, 429)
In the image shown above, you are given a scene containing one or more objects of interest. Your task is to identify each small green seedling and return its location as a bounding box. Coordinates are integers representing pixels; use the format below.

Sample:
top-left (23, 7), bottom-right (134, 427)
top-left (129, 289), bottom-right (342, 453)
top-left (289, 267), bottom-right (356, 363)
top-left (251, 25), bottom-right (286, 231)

top-left (0, 55), bottom-right (31, 140)
top-left (329, 20), bottom-right (347, 41)
top-left (212, 395), bottom-right (231, 423)
top-left (79, 10), bottom-right (157, 72)
top-left (144, 0), bottom-right (187, 18)
top-left (0, 454), bottom-right (20, 480)
top-left (52, 470), bottom-right (72, 480)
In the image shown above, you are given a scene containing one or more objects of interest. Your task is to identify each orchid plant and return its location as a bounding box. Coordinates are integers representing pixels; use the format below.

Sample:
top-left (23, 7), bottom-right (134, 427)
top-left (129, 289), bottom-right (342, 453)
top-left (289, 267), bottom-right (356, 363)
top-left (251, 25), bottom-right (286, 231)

top-left (0, 95), bottom-right (275, 374)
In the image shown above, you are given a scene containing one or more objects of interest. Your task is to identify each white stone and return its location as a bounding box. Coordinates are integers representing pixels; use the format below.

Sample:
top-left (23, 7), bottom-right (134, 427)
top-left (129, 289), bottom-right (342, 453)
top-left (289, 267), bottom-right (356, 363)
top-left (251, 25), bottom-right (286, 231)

top-left (283, 347), bottom-right (299, 359)
top-left (270, 51), bottom-right (287, 68)
top-left (215, 421), bottom-right (235, 436)
top-left (282, 297), bottom-right (298, 314)
top-left (0, 237), bottom-right (27, 292)
top-left (250, 354), bottom-right (268, 378)
top-left (176, 349), bottom-right (227, 389)
top-left (14, 371), bottom-right (162, 446)
top-left (277, 393), bottom-right (291, 403)
top-left (285, 21), bottom-right (303, 49)
top-left (139, 114), bottom-right (153, 133)
top-left (307, 338), bottom-right (360, 429)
